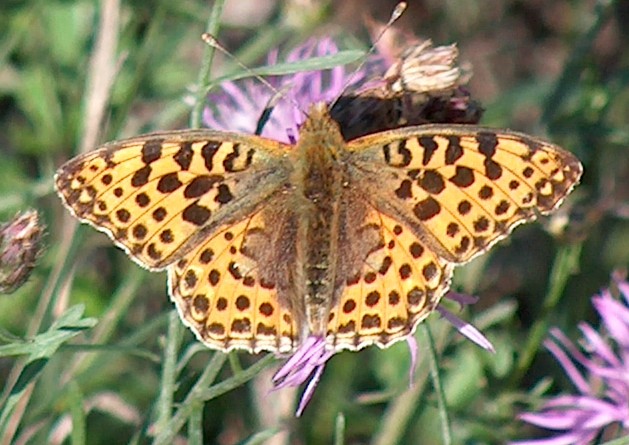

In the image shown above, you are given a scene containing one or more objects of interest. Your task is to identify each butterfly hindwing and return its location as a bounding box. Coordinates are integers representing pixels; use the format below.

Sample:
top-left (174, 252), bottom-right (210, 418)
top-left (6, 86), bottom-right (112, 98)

top-left (327, 208), bottom-right (453, 350)
top-left (168, 209), bottom-right (298, 353)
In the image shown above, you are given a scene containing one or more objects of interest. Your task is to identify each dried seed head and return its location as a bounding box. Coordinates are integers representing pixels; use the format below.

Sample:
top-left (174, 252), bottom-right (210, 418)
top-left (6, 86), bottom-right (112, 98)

top-left (384, 40), bottom-right (472, 94)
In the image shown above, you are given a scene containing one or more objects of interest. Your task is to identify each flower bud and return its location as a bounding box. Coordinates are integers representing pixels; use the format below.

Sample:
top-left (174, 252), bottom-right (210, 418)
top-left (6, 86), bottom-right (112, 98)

top-left (0, 210), bottom-right (45, 293)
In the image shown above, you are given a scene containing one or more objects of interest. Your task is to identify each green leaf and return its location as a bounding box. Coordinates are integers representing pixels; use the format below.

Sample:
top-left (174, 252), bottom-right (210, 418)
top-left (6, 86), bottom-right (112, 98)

top-left (0, 305), bottom-right (96, 436)
top-left (0, 304), bottom-right (96, 359)
top-left (205, 50), bottom-right (363, 91)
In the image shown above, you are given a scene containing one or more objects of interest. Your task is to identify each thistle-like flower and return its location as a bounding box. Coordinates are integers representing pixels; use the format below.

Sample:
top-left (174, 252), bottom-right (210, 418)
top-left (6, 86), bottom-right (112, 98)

top-left (204, 37), bottom-right (491, 416)
top-left (514, 276), bottom-right (629, 444)
top-left (204, 39), bottom-right (360, 143)
top-left (272, 292), bottom-right (493, 416)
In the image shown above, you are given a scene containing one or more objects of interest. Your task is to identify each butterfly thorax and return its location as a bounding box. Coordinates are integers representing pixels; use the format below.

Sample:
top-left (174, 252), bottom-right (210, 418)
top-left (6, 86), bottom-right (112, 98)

top-left (290, 103), bottom-right (349, 337)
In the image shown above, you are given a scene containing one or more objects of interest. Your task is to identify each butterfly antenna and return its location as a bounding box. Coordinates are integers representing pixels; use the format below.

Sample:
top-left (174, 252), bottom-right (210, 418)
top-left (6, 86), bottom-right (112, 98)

top-left (201, 33), bottom-right (305, 123)
top-left (329, 1), bottom-right (407, 110)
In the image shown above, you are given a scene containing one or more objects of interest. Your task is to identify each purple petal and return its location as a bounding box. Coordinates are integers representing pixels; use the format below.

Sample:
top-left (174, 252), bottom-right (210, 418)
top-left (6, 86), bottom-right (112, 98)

top-left (436, 305), bottom-right (495, 352)
top-left (518, 409), bottom-right (588, 430)
top-left (272, 338), bottom-right (316, 383)
top-left (593, 293), bottom-right (629, 349)
top-left (273, 336), bottom-right (328, 387)
top-left (578, 322), bottom-right (620, 367)
top-left (272, 336), bottom-right (334, 416)
top-left (550, 326), bottom-right (629, 391)
top-left (542, 396), bottom-right (620, 421)
top-left (295, 363), bottom-right (325, 417)
top-left (543, 334), bottom-right (590, 394)
top-left (444, 290), bottom-right (479, 308)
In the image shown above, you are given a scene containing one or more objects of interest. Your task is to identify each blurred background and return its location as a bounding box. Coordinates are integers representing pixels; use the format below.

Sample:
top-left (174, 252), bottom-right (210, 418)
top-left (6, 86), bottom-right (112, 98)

top-left (0, 0), bottom-right (627, 444)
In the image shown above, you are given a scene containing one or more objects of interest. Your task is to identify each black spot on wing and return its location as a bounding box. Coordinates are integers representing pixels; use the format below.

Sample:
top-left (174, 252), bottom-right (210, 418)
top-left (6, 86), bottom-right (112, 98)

top-left (418, 136), bottom-right (438, 165)
top-left (477, 132), bottom-right (498, 158)
top-left (445, 136), bottom-right (463, 165)
top-left (141, 140), bottom-right (163, 164)
top-left (173, 142), bottom-right (193, 171)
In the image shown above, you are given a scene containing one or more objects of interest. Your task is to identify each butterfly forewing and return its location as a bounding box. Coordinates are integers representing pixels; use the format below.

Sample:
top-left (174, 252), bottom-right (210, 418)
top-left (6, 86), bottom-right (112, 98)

top-left (55, 130), bottom-right (291, 270)
top-left (346, 124), bottom-right (583, 265)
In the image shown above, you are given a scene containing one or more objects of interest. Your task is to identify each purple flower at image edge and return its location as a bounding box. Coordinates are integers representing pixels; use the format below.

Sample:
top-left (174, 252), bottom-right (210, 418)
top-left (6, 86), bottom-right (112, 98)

top-left (513, 276), bottom-right (629, 445)
top-left (203, 38), bottom-right (494, 416)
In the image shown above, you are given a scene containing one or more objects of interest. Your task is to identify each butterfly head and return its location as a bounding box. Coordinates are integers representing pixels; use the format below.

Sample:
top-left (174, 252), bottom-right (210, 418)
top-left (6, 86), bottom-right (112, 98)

top-left (292, 102), bottom-right (344, 148)
top-left (303, 102), bottom-right (331, 123)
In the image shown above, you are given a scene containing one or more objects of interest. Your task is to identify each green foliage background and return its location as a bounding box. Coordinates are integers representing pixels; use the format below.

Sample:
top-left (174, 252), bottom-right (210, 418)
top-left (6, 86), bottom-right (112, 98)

top-left (0, 0), bottom-right (627, 444)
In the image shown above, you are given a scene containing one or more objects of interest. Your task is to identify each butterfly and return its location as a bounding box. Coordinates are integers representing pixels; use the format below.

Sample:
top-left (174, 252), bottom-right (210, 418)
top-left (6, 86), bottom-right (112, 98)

top-left (55, 101), bottom-right (582, 354)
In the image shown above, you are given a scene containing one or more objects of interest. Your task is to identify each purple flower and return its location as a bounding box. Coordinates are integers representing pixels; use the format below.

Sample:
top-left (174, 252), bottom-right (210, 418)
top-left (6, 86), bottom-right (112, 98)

top-left (271, 336), bottom-right (333, 416)
top-left (271, 291), bottom-right (492, 417)
top-left (204, 38), bottom-right (492, 416)
top-left (203, 38), bottom-right (371, 142)
top-left (514, 276), bottom-right (629, 444)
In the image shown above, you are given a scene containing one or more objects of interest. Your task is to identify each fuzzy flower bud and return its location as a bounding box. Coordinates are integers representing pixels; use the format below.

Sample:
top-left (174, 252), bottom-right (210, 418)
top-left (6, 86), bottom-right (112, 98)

top-left (0, 210), bottom-right (45, 293)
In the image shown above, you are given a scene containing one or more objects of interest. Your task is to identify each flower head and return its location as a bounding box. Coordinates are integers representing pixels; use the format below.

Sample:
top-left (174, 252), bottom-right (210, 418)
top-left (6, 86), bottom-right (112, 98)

top-left (203, 38), bottom-right (370, 143)
top-left (514, 275), bottom-right (629, 444)
top-left (272, 291), bottom-right (492, 416)
top-left (272, 336), bottom-right (333, 416)
top-left (204, 37), bottom-right (491, 416)
top-left (329, 38), bottom-right (482, 140)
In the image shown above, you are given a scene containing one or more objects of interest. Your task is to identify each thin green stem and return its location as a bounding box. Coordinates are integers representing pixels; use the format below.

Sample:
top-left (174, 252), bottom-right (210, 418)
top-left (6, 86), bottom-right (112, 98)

top-left (187, 402), bottom-right (204, 445)
top-left (153, 352), bottom-right (226, 445)
top-left (190, 0), bottom-right (225, 129)
top-left (334, 412), bottom-right (346, 445)
top-left (196, 354), bottom-right (275, 400)
top-left (153, 354), bottom-right (275, 445)
top-left (68, 382), bottom-right (86, 445)
top-left (155, 311), bottom-right (184, 437)
top-left (228, 351), bottom-right (243, 374)
top-left (422, 324), bottom-right (452, 445)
